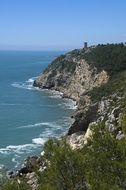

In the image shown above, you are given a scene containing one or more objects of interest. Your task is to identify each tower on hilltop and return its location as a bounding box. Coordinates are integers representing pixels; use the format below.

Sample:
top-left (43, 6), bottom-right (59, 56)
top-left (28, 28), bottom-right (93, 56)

top-left (84, 42), bottom-right (88, 49)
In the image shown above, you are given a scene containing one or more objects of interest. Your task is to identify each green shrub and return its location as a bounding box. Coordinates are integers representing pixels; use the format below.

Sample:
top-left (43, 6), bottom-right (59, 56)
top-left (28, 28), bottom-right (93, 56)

top-left (0, 178), bottom-right (31, 190)
top-left (84, 121), bottom-right (126, 190)
top-left (38, 114), bottom-right (126, 190)
top-left (38, 138), bottom-right (87, 190)
top-left (86, 70), bottom-right (126, 102)
top-left (83, 43), bottom-right (126, 76)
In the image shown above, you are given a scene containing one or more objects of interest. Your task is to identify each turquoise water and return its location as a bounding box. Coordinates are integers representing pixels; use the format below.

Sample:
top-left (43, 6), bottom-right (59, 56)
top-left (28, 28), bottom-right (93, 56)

top-left (0, 51), bottom-right (75, 170)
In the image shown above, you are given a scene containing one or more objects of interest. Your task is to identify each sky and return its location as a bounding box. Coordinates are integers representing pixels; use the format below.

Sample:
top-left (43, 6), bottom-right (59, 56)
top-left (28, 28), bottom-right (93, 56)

top-left (0, 0), bottom-right (126, 50)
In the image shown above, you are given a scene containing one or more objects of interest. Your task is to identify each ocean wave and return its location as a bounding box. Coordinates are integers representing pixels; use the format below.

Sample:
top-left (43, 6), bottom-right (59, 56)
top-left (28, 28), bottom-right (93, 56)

top-left (11, 82), bottom-right (34, 90)
top-left (12, 155), bottom-right (21, 168)
top-left (48, 90), bottom-right (63, 99)
top-left (32, 138), bottom-right (47, 145)
top-left (0, 103), bottom-right (23, 106)
top-left (0, 144), bottom-right (37, 155)
top-left (27, 77), bottom-right (36, 83)
top-left (11, 77), bottom-right (38, 90)
top-left (0, 117), bottom-right (74, 169)
top-left (0, 144), bottom-right (41, 169)
top-left (11, 77), bottom-right (77, 110)
top-left (0, 117), bottom-right (74, 154)
top-left (0, 103), bottom-right (58, 107)
top-left (21, 117), bottom-right (74, 147)
top-left (0, 164), bottom-right (5, 170)
top-left (58, 99), bottom-right (77, 110)
top-left (17, 122), bottom-right (60, 129)
top-left (37, 117), bottom-right (74, 139)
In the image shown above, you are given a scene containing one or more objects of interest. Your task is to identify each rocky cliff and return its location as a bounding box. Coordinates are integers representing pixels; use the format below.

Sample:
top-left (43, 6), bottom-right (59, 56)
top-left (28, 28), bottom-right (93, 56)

top-left (34, 44), bottom-right (126, 136)
top-left (33, 49), bottom-right (109, 101)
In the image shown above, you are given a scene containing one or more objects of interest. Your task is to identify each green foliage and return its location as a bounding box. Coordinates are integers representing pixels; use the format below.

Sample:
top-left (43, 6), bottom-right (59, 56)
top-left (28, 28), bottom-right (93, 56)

top-left (84, 122), bottom-right (126, 190)
top-left (0, 169), bottom-right (8, 189)
top-left (38, 114), bottom-right (126, 190)
top-left (44, 55), bottom-right (66, 72)
top-left (44, 54), bottom-right (77, 74)
top-left (38, 138), bottom-right (87, 190)
top-left (80, 43), bottom-right (126, 103)
top-left (120, 113), bottom-right (126, 134)
top-left (86, 70), bottom-right (126, 102)
top-left (83, 43), bottom-right (126, 76)
top-left (0, 178), bottom-right (31, 190)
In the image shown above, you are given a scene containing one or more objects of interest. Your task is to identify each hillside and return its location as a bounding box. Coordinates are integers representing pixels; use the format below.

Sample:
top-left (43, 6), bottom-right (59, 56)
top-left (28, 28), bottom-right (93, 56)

top-left (34, 43), bottom-right (126, 135)
top-left (33, 48), bottom-right (110, 101)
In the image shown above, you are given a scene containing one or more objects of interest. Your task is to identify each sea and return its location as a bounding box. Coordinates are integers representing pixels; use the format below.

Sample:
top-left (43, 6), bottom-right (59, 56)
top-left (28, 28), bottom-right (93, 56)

top-left (0, 51), bottom-right (76, 171)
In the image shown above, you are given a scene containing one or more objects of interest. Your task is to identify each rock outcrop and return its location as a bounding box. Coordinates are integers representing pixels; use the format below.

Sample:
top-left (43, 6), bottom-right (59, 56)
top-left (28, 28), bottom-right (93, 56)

top-left (33, 49), bottom-right (109, 101)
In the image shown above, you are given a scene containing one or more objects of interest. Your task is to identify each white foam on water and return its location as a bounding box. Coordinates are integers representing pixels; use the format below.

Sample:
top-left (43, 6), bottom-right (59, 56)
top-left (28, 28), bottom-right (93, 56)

top-left (11, 77), bottom-right (77, 110)
top-left (9, 76), bottom-right (76, 169)
top-left (12, 155), bottom-right (21, 169)
top-left (0, 149), bottom-right (10, 155)
top-left (39, 128), bottom-right (55, 140)
top-left (30, 117), bottom-right (74, 146)
top-left (59, 98), bottom-right (77, 110)
top-left (0, 116), bottom-right (74, 169)
top-left (0, 103), bottom-right (57, 107)
top-left (11, 77), bottom-right (37, 90)
top-left (27, 78), bottom-right (36, 83)
top-left (32, 138), bottom-right (47, 145)
top-left (49, 90), bottom-right (63, 96)
top-left (0, 103), bottom-right (23, 106)
top-left (0, 144), bottom-right (37, 155)
top-left (12, 82), bottom-right (33, 90)
top-left (48, 90), bottom-right (63, 99)
top-left (17, 122), bottom-right (60, 129)
top-left (0, 165), bottom-right (5, 170)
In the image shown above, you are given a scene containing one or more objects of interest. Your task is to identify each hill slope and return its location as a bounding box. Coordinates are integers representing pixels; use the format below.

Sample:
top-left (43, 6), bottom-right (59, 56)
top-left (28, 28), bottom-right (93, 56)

top-left (33, 49), bottom-right (109, 101)
top-left (34, 43), bottom-right (126, 135)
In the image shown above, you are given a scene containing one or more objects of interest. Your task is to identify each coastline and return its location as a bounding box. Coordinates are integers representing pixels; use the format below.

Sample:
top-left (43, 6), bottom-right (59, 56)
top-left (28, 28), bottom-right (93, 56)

top-left (0, 78), bottom-right (76, 174)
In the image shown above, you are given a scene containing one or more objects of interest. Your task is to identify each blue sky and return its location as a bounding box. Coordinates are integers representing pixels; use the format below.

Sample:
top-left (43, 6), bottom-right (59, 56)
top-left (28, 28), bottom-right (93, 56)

top-left (0, 0), bottom-right (126, 50)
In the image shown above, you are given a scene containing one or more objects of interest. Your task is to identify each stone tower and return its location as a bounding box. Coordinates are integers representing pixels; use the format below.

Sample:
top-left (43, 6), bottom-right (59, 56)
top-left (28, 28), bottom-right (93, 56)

top-left (84, 42), bottom-right (88, 49)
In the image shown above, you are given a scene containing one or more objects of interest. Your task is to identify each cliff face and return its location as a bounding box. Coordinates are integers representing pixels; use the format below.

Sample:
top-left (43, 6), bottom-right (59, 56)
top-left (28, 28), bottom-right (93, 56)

top-left (34, 49), bottom-right (109, 101)
top-left (34, 44), bottom-right (126, 136)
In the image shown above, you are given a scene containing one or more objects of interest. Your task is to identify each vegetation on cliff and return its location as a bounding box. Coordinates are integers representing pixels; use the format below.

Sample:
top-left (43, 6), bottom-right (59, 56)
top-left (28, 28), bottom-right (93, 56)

top-left (44, 54), bottom-right (77, 74)
top-left (37, 114), bottom-right (126, 190)
top-left (83, 43), bottom-right (126, 76)
top-left (46, 43), bottom-right (126, 77)
top-left (34, 43), bottom-right (126, 101)
top-left (1, 114), bottom-right (126, 190)
top-left (82, 43), bottom-right (126, 102)
top-left (86, 70), bottom-right (126, 102)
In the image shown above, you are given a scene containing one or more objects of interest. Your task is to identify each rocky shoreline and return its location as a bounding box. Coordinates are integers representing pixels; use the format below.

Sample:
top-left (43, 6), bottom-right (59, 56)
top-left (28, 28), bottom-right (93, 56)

top-left (33, 48), bottom-right (110, 135)
top-left (33, 44), bottom-right (126, 147)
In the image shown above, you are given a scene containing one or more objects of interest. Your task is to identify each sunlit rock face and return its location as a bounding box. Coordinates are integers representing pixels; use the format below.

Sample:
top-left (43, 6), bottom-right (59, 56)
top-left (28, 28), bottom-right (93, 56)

top-left (33, 49), bottom-right (109, 101)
